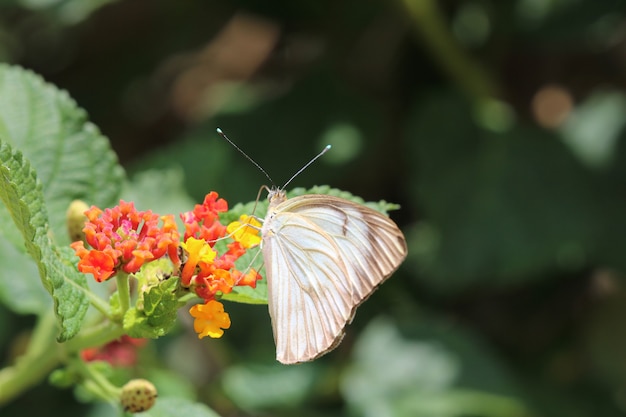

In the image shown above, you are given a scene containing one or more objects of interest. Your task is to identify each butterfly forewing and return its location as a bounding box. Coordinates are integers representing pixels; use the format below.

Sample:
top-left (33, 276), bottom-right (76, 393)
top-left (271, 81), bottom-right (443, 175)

top-left (262, 194), bottom-right (407, 364)
top-left (263, 215), bottom-right (352, 363)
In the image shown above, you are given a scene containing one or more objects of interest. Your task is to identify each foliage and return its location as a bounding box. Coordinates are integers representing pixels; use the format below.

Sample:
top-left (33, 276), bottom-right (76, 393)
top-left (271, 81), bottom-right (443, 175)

top-left (1, 1), bottom-right (626, 417)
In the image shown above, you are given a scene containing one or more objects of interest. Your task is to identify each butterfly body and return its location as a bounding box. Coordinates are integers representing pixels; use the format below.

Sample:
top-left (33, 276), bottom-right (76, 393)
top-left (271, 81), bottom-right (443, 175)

top-left (261, 188), bottom-right (407, 364)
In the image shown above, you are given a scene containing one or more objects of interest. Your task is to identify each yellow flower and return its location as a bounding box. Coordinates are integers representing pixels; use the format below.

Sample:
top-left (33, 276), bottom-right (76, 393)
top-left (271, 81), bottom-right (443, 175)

top-left (179, 237), bottom-right (217, 286)
top-left (227, 215), bottom-right (261, 248)
top-left (189, 300), bottom-right (231, 339)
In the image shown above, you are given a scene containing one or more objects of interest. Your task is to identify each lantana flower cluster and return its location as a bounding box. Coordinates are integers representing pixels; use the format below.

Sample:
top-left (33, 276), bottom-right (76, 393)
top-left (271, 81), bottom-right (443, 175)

top-left (71, 192), bottom-right (262, 340)
top-left (70, 201), bottom-right (180, 282)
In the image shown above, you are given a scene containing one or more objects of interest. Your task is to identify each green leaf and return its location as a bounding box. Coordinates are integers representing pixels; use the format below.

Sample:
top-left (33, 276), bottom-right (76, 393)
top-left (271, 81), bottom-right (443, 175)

top-left (221, 284), bottom-right (267, 305)
top-left (222, 363), bottom-right (317, 410)
top-left (142, 397), bottom-right (222, 417)
top-left (0, 64), bottom-right (125, 248)
top-left (220, 200), bottom-right (262, 224)
top-left (0, 142), bottom-right (88, 340)
top-left (221, 243), bottom-right (267, 305)
top-left (143, 278), bottom-right (180, 317)
top-left (222, 185), bottom-right (400, 225)
top-left (144, 369), bottom-right (197, 402)
top-left (124, 278), bottom-right (182, 338)
top-left (342, 317), bottom-right (530, 417)
top-left (406, 92), bottom-right (597, 292)
top-left (49, 367), bottom-right (81, 389)
top-left (288, 185), bottom-right (401, 214)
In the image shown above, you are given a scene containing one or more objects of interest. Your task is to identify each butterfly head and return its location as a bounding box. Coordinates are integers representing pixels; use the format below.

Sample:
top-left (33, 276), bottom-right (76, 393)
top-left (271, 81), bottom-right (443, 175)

top-left (267, 187), bottom-right (287, 209)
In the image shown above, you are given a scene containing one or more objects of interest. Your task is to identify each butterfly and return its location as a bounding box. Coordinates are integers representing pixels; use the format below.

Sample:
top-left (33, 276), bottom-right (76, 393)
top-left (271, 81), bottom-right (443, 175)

top-left (262, 188), bottom-right (407, 364)
top-left (218, 129), bottom-right (407, 364)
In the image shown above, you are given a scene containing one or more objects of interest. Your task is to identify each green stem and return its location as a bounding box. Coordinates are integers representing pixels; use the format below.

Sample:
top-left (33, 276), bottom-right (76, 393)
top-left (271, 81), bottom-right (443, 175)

top-left (0, 315), bottom-right (125, 406)
top-left (401, 0), bottom-right (500, 101)
top-left (116, 272), bottom-right (131, 316)
top-left (71, 357), bottom-right (122, 403)
top-left (0, 314), bottom-right (61, 406)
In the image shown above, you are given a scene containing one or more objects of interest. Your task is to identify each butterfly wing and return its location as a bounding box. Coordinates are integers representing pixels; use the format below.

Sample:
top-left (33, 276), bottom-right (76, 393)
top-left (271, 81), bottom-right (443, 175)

top-left (262, 195), bottom-right (407, 364)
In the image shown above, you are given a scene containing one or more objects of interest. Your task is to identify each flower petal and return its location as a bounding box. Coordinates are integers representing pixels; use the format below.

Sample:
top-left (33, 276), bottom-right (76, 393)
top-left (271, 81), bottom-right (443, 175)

top-left (189, 301), bottom-right (231, 339)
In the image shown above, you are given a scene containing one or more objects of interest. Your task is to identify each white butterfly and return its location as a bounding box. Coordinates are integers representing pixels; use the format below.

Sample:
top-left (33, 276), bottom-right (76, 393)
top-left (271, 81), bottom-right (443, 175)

top-left (219, 129), bottom-right (407, 364)
top-left (261, 188), bottom-right (407, 364)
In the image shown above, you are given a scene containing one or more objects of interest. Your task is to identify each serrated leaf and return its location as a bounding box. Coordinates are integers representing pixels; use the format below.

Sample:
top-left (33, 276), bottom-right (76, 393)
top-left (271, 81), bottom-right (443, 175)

top-left (143, 278), bottom-right (179, 316)
top-left (0, 64), bottom-right (125, 248)
top-left (123, 309), bottom-right (163, 339)
top-left (133, 258), bottom-right (178, 311)
top-left (124, 278), bottom-right (182, 338)
top-left (0, 142), bottom-right (88, 340)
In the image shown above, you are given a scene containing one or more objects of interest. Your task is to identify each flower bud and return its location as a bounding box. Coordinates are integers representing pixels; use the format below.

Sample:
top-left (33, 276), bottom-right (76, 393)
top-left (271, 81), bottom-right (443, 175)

top-left (120, 378), bottom-right (157, 413)
top-left (66, 200), bottom-right (89, 243)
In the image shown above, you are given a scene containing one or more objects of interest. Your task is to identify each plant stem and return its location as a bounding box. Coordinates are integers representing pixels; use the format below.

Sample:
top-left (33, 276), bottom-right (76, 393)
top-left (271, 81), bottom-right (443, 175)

top-left (0, 313), bottom-right (125, 406)
top-left (72, 357), bottom-right (122, 402)
top-left (0, 314), bottom-right (60, 406)
top-left (116, 272), bottom-right (131, 315)
top-left (402, 0), bottom-right (500, 100)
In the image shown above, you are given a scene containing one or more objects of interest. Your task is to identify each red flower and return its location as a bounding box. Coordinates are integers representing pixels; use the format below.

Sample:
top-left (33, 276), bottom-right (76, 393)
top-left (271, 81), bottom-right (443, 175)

top-left (81, 336), bottom-right (147, 367)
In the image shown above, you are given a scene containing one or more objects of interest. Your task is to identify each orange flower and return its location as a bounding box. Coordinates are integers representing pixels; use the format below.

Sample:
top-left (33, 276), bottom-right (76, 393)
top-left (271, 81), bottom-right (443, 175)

top-left (179, 192), bottom-right (262, 303)
top-left (72, 247), bottom-right (116, 282)
top-left (233, 268), bottom-right (262, 288)
top-left (181, 192), bottom-right (228, 243)
top-left (189, 301), bottom-right (231, 339)
top-left (193, 268), bottom-right (235, 301)
top-left (71, 201), bottom-right (180, 282)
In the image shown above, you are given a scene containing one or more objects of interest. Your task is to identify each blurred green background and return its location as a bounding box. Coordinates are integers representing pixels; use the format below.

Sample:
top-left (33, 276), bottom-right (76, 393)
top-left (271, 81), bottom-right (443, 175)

top-left (2, 0), bottom-right (626, 416)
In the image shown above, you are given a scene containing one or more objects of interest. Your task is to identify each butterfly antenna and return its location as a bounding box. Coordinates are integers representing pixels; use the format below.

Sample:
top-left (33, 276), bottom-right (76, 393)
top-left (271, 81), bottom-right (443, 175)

top-left (217, 128), bottom-right (275, 186)
top-left (281, 144), bottom-right (331, 190)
